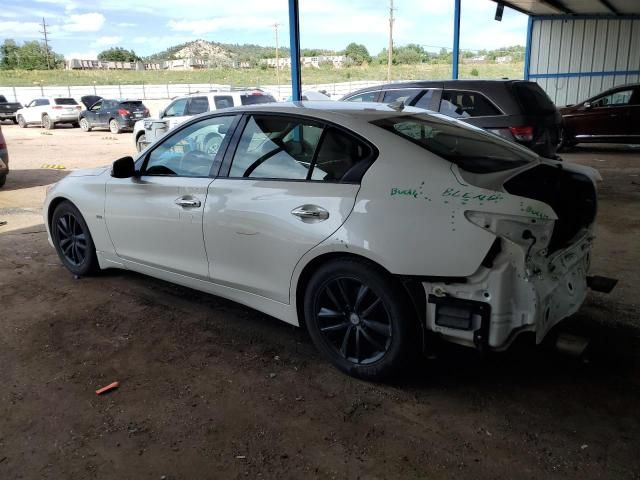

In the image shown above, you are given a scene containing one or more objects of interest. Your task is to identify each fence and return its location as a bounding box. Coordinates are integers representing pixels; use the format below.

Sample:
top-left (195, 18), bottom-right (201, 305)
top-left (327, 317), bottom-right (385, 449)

top-left (0, 80), bottom-right (387, 105)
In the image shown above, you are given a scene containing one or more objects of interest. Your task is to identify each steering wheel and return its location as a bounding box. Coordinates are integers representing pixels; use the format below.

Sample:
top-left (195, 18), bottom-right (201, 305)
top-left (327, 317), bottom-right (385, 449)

top-left (203, 132), bottom-right (223, 155)
top-left (179, 150), bottom-right (211, 176)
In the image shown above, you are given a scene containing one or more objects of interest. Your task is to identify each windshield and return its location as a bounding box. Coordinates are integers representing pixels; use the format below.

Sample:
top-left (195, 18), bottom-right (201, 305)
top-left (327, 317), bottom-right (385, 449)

top-left (54, 98), bottom-right (78, 105)
top-left (372, 114), bottom-right (536, 173)
top-left (240, 94), bottom-right (276, 106)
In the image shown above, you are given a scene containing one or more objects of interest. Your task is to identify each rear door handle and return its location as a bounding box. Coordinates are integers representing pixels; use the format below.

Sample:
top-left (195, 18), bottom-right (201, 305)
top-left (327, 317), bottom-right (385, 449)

top-left (175, 196), bottom-right (201, 208)
top-left (291, 205), bottom-right (329, 222)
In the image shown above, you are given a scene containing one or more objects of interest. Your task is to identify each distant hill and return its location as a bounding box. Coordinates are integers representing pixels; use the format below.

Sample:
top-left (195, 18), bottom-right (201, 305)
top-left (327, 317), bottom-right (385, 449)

top-left (145, 39), bottom-right (338, 66)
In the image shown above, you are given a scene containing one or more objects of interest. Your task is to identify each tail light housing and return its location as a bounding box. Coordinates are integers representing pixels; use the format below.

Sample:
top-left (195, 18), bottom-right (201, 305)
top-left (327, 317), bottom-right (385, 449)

top-left (509, 126), bottom-right (534, 142)
top-left (117, 108), bottom-right (130, 117)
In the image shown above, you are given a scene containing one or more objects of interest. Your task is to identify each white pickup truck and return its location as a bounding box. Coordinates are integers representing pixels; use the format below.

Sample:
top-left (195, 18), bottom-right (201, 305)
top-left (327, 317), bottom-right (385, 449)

top-left (133, 89), bottom-right (276, 151)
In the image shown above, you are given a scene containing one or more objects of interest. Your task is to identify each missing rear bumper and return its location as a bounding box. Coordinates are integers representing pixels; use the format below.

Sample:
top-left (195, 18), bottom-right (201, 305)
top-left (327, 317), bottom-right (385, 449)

top-left (428, 295), bottom-right (491, 349)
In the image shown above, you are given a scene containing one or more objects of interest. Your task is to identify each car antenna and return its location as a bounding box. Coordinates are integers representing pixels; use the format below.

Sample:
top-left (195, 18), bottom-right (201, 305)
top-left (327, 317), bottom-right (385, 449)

top-left (388, 99), bottom-right (405, 111)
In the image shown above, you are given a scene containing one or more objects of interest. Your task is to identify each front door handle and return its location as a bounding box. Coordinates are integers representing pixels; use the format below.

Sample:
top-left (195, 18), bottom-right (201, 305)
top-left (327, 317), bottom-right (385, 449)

top-left (175, 196), bottom-right (201, 208)
top-left (291, 204), bottom-right (329, 223)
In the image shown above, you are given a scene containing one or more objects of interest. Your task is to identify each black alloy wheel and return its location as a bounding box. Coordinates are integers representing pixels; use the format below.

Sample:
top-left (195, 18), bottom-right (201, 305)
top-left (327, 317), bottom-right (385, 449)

top-left (56, 213), bottom-right (88, 266)
top-left (51, 201), bottom-right (99, 276)
top-left (304, 259), bottom-right (416, 380)
top-left (314, 276), bottom-right (392, 365)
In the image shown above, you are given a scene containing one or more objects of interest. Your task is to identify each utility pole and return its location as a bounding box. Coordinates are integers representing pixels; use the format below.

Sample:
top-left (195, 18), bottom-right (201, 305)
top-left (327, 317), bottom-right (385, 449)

top-left (39, 17), bottom-right (51, 69)
top-left (387, 0), bottom-right (394, 82)
top-left (272, 22), bottom-right (281, 99)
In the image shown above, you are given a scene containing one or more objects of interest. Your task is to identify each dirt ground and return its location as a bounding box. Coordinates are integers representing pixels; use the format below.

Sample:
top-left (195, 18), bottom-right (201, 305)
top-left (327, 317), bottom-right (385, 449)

top-left (1, 122), bottom-right (639, 479)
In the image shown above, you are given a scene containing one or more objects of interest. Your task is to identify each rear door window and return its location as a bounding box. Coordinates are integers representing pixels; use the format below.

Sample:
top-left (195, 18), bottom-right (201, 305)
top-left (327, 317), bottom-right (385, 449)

top-left (439, 90), bottom-right (501, 118)
top-left (381, 89), bottom-right (419, 104)
top-left (186, 96), bottom-right (210, 114)
top-left (312, 128), bottom-right (373, 182)
top-left (345, 91), bottom-right (379, 102)
top-left (214, 96), bottom-right (234, 109)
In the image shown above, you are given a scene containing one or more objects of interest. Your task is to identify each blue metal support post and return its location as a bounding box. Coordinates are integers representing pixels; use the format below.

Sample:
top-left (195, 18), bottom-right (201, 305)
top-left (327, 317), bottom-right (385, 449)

top-left (452, 0), bottom-right (461, 79)
top-left (288, 0), bottom-right (302, 101)
top-left (523, 16), bottom-right (533, 80)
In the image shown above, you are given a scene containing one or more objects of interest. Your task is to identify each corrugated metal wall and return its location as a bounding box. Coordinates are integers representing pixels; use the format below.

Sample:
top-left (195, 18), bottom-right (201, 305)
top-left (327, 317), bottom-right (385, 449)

top-left (528, 17), bottom-right (640, 106)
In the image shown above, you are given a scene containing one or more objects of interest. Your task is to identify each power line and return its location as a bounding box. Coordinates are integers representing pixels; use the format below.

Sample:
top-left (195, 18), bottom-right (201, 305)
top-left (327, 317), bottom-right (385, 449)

top-left (39, 17), bottom-right (51, 69)
top-left (387, 0), bottom-right (394, 81)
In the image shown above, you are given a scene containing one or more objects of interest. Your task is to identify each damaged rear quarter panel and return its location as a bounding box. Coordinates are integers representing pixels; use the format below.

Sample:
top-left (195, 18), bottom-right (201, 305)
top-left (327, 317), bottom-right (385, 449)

top-left (323, 132), bottom-right (557, 278)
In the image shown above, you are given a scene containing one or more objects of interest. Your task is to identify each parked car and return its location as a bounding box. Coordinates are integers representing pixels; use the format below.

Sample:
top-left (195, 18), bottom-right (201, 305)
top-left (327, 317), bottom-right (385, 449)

top-left (15, 97), bottom-right (81, 129)
top-left (133, 89), bottom-right (276, 151)
top-left (0, 95), bottom-right (22, 124)
top-left (79, 96), bottom-right (150, 134)
top-left (559, 84), bottom-right (640, 148)
top-left (341, 80), bottom-right (562, 157)
top-left (44, 101), bottom-right (606, 380)
top-left (0, 124), bottom-right (8, 187)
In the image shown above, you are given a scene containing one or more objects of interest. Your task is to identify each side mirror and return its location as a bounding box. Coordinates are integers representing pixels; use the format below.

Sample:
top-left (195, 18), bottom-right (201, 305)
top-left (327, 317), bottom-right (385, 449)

top-left (111, 156), bottom-right (136, 178)
top-left (583, 101), bottom-right (592, 110)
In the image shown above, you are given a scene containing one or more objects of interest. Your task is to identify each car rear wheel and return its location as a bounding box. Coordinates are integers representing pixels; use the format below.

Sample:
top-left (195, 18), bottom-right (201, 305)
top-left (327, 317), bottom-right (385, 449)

top-left (17, 115), bottom-right (27, 128)
top-left (42, 114), bottom-right (54, 130)
top-left (136, 133), bottom-right (146, 152)
top-left (51, 201), bottom-right (99, 276)
top-left (558, 128), bottom-right (576, 151)
top-left (0, 174), bottom-right (6, 188)
top-left (304, 259), bottom-right (417, 380)
top-left (79, 118), bottom-right (91, 132)
top-left (109, 119), bottom-right (121, 134)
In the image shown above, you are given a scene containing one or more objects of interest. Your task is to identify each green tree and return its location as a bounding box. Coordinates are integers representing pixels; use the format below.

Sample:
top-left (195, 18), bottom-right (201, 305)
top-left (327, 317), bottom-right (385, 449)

top-left (0, 39), bottom-right (20, 70)
top-left (16, 41), bottom-right (61, 69)
top-left (98, 47), bottom-right (141, 62)
top-left (344, 43), bottom-right (371, 65)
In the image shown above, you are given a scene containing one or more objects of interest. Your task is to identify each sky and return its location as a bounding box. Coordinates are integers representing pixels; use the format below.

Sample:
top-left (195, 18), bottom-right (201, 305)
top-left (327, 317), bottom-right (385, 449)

top-left (0, 0), bottom-right (528, 59)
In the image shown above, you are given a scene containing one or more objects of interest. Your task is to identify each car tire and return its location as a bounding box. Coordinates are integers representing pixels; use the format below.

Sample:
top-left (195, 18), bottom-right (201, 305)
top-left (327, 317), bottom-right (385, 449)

top-left (558, 128), bottom-right (576, 152)
top-left (136, 133), bottom-right (146, 152)
top-left (79, 118), bottom-right (91, 132)
top-left (17, 115), bottom-right (27, 128)
top-left (42, 114), bottom-right (54, 130)
top-left (303, 258), bottom-right (418, 381)
top-left (109, 119), bottom-right (121, 134)
top-left (0, 174), bottom-right (6, 188)
top-left (50, 201), bottom-right (99, 276)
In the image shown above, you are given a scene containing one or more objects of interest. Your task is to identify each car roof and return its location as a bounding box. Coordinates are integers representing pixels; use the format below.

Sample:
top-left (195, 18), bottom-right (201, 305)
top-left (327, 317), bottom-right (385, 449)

top-left (207, 101), bottom-right (431, 123)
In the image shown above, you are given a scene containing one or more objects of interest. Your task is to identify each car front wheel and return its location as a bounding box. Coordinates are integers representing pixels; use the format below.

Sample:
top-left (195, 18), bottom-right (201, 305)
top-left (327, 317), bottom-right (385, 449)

top-left (51, 201), bottom-right (99, 276)
top-left (136, 133), bottom-right (146, 152)
top-left (17, 115), bottom-right (27, 128)
top-left (79, 118), bottom-right (91, 132)
top-left (304, 259), bottom-right (417, 380)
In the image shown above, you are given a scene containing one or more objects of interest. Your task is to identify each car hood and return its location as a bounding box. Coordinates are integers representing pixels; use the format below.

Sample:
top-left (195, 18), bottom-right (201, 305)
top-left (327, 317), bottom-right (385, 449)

top-left (68, 166), bottom-right (110, 177)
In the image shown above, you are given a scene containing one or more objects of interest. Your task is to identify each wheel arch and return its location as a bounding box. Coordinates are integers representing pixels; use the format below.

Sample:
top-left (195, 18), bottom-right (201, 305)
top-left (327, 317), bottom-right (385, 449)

top-left (293, 251), bottom-right (426, 339)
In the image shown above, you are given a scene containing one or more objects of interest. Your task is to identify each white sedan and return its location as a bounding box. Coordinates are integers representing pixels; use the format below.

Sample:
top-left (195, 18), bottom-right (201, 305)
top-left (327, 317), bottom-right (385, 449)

top-left (44, 102), bottom-right (601, 380)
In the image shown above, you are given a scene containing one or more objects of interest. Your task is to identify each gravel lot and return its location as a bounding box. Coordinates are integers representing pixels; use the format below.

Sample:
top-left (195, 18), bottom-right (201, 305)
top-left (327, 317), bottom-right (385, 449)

top-left (1, 122), bottom-right (639, 479)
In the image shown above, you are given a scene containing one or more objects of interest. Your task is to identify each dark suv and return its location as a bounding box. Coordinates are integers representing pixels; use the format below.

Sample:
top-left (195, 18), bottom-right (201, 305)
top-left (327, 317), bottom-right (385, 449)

top-left (341, 80), bottom-right (561, 157)
top-left (79, 96), bottom-right (149, 134)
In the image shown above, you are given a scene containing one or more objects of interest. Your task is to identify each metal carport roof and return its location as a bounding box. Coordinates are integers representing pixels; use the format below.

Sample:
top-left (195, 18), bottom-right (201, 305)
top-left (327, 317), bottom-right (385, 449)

top-left (492, 0), bottom-right (640, 16)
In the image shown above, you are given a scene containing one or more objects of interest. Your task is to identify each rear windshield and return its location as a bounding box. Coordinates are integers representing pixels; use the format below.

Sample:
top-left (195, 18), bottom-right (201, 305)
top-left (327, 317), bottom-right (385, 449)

top-left (372, 114), bottom-right (535, 173)
top-left (240, 94), bottom-right (276, 106)
top-left (120, 101), bottom-right (144, 109)
top-left (512, 82), bottom-right (556, 114)
top-left (54, 98), bottom-right (78, 105)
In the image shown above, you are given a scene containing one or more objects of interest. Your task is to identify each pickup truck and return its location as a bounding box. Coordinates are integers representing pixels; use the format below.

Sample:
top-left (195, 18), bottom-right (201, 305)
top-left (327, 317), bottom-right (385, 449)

top-left (0, 95), bottom-right (22, 124)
